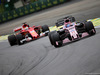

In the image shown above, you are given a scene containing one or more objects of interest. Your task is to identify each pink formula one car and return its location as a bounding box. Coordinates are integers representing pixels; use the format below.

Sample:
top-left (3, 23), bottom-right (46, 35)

top-left (48, 18), bottom-right (96, 47)
top-left (8, 22), bottom-right (49, 46)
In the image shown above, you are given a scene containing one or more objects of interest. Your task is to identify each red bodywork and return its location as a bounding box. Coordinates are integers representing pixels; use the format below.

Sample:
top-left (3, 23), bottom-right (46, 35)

top-left (13, 24), bottom-right (42, 40)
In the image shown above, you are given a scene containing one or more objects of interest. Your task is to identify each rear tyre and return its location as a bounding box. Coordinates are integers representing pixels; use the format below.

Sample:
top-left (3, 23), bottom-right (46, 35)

top-left (16, 34), bottom-right (23, 45)
top-left (42, 25), bottom-right (49, 32)
top-left (85, 21), bottom-right (96, 35)
top-left (52, 32), bottom-right (62, 47)
top-left (8, 35), bottom-right (16, 46)
top-left (48, 31), bottom-right (56, 45)
top-left (88, 29), bottom-right (96, 35)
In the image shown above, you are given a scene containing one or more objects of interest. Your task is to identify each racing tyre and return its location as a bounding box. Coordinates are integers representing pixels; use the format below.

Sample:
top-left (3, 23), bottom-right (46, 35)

top-left (8, 35), bottom-right (16, 46)
top-left (88, 29), bottom-right (96, 35)
top-left (16, 34), bottom-right (23, 45)
top-left (48, 31), bottom-right (56, 45)
top-left (85, 21), bottom-right (96, 35)
top-left (52, 32), bottom-right (62, 47)
top-left (42, 25), bottom-right (49, 32)
top-left (79, 33), bottom-right (82, 38)
top-left (68, 34), bottom-right (72, 41)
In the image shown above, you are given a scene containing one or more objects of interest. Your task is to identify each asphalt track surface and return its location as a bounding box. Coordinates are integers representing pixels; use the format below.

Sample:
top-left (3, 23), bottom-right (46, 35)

top-left (0, 0), bottom-right (100, 75)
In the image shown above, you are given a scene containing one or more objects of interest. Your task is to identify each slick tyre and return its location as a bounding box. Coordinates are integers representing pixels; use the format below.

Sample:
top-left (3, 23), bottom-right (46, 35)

top-left (8, 35), bottom-right (16, 46)
top-left (16, 34), bottom-right (23, 45)
top-left (85, 21), bottom-right (96, 35)
top-left (42, 25), bottom-right (49, 32)
top-left (52, 32), bottom-right (62, 47)
top-left (68, 34), bottom-right (72, 41)
top-left (48, 31), bottom-right (56, 45)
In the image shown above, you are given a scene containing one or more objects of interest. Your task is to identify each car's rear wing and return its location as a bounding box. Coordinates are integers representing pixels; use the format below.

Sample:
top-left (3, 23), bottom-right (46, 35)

top-left (56, 18), bottom-right (65, 27)
top-left (55, 16), bottom-right (75, 27)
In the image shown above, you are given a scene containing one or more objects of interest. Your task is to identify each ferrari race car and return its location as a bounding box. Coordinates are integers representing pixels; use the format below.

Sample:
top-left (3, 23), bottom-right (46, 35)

top-left (8, 22), bottom-right (49, 46)
top-left (48, 18), bottom-right (96, 47)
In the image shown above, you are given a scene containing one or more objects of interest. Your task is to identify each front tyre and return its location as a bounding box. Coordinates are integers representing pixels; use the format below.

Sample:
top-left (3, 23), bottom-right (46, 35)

top-left (8, 35), bottom-right (16, 46)
top-left (16, 34), bottom-right (23, 45)
top-left (68, 34), bottom-right (72, 41)
top-left (48, 31), bottom-right (56, 45)
top-left (52, 32), bottom-right (62, 47)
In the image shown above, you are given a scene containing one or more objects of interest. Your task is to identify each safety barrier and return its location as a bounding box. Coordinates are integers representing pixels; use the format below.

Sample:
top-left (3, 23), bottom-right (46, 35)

top-left (0, 0), bottom-right (68, 23)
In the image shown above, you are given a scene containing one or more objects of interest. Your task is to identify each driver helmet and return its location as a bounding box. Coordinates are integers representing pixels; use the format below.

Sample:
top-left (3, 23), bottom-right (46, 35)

top-left (64, 18), bottom-right (70, 24)
top-left (22, 24), bottom-right (29, 30)
top-left (64, 18), bottom-right (71, 28)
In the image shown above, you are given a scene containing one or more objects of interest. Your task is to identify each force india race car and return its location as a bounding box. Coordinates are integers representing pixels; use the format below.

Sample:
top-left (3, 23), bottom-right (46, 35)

top-left (8, 23), bottom-right (49, 46)
top-left (48, 17), bottom-right (96, 47)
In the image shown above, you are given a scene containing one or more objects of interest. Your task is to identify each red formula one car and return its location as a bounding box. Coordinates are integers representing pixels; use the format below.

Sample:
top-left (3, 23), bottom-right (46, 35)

top-left (48, 17), bottom-right (96, 47)
top-left (8, 23), bottom-right (49, 46)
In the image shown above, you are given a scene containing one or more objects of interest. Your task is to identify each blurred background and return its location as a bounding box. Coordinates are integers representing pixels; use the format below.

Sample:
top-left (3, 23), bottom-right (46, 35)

top-left (0, 0), bottom-right (38, 13)
top-left (0, 0), bottom-right (67, 23)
